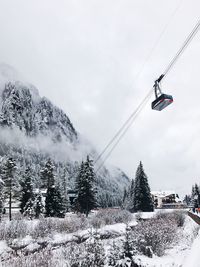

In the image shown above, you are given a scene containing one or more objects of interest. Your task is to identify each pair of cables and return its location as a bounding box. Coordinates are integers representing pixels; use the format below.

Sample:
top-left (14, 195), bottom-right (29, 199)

top-left (94, 5), bottom-right (200, 173)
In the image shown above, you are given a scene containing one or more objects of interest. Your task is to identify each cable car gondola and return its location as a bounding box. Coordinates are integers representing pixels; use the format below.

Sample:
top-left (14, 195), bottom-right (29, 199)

top-left (151, 74), bottom-right (173, 111)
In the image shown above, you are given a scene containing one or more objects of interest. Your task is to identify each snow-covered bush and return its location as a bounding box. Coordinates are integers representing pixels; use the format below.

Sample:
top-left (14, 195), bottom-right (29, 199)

top-left (170, 210), bottom-right (186, 227)
top-left (2, 247), bottom-right (52, 267)
top-left (108, 238), bottom-right (143, 267)
top-left (33, 216), bottom-right (89, 238)
top-left (130, 217), bottom-right (177, 256)
top-left (60, 231), bottom-right (106, 267)
top-left (0, 219), bottom-right (28, 240)
top-left (91, 209), bottom-right (132, 227)
top-left (155, 210), bottom-right (186, 227)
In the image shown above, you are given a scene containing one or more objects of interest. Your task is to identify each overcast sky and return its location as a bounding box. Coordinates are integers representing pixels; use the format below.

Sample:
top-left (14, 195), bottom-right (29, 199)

top-left (0, 0), bottom-right (200, 196)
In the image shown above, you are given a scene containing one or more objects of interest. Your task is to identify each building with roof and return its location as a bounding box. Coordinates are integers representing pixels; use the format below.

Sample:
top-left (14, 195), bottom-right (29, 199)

top-left (151, 190), bottom-right (185, 209)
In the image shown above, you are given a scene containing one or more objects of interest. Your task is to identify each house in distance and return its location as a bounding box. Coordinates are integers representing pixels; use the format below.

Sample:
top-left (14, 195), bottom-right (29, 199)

top-left (151, 191), bottom-right (185, 209)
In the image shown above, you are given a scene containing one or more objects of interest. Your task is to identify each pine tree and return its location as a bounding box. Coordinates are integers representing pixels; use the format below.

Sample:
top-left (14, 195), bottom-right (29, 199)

top-left (75, 156), bottom-right (96, 217)
top-left (1, 157), bottom-right (17, 220)
top-left (60, 166), bottom-right (70, 212)
top-left (23, 191), bottom-right (44, 219)
top-left (123, 179), bottom-right (135, 212)
top-left (0, 179), bottom-right (4, 221)
top-left (23, 195), bottom-right (35, 219)
top-left (42, 159), bottom-right (65, 218)
top-left (45, 185), bottom-right (65, 217)
top-left (133, 162), bottom-right (154, 212)
top-left (20, 167), bottom-right (33, 214)
top-left (40, 158), bottom-right (54, 189)
top-left (34, 192), bottom-right (44, 218)
top-left (191, 184), bottom-right (200, 208)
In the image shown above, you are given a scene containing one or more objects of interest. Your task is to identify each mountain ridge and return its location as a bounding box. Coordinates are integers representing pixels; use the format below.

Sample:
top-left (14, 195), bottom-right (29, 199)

top-left (0, 64), bottom-right (130, 207)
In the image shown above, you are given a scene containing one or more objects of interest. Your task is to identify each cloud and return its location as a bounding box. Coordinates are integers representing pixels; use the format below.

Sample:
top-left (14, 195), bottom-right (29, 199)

top-left (0, 127), bottom-right (92, 163)
top-left (0, 0), bottom-right (200, 196)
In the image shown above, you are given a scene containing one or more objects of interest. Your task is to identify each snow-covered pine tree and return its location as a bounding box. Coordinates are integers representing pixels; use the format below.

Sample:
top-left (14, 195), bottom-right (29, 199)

top-left (1, 157), bottom-right (17, 220)
top-left (45, 185), bottom-right (65, 218)
top-left (40, 158), bottom-right (54, 189)
top-left (43, 159), bottom-right (65, 218)
top-left (23, 191), bottom-right (44, 219)
top-left (0, 179), bottom-right (4, 221)
top-left (129, 179), bottom-right (135, 212)
top-left (19, 166), bottom-right (34, 214)
top-left (123, 179), bottom-right (135, 212)
top-left (34, 192), bottom-right (44, 218)
top-left (60, 166), bottom-right (70, 213)
top-left (75, 156), bottom-right (96, 217)
top-left (23, 195), bottom-right (35, 219)
top-left (133, 162), bottom-right (154, 212)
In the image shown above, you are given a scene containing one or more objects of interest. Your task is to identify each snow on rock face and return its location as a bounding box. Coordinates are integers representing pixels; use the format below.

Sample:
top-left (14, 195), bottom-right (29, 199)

top-left (0, 81), bottom-right (78, 143)
top-left (0, 63), bottom-right (130, 203)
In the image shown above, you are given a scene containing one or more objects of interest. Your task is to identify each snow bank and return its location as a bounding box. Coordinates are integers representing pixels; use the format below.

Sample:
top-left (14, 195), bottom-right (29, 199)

top-left (182, 231), bottom-right (200, 267)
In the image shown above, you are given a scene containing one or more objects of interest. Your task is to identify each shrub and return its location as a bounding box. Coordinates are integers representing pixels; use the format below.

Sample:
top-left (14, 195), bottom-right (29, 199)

top-left (0, 219), bottom-right (28, 241)
top-left (130, 217), bottom-right (177, 256)
top-left (32, 216), bottom-right (89, 238)
top-left (2, 248), bottom-right (52, 267)
top-left (155, 210), bottom-right (186, 227)
top-left (91, 209), bottom-right (132, 227)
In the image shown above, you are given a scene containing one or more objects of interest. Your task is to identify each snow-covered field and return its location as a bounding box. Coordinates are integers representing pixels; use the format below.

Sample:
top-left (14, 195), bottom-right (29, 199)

top-left (0, 209), bottom-right (199, 267)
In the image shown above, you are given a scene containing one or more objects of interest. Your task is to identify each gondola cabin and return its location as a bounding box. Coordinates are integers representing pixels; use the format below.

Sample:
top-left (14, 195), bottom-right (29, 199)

top-left (152, 93), bottom-right (173, 111)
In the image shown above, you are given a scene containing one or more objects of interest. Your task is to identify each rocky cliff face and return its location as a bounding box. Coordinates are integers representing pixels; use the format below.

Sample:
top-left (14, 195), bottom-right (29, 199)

top-left (0, 81), bottom-right (77, 143)
top-left (0, 64), bottom-right (130, 207)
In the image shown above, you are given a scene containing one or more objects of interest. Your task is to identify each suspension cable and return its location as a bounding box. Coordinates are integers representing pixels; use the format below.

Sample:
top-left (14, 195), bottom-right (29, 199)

top-left (95, 88), bottom-right (153, 173)
top-left (159, 18), bottom-right (200, 83)
top-left (94, 11), bottom-right (200, 172)
top-left (94, 1), bottom-right (184, 166)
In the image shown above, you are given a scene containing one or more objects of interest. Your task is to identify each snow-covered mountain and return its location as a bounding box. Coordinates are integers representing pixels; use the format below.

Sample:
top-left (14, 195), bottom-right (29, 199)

top-left (0, 64), bottom-right (130, 206)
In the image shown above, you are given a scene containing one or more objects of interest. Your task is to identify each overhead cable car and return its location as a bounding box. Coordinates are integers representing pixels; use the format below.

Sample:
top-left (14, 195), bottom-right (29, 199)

top-left (151, 74), bottom-right (173, 111)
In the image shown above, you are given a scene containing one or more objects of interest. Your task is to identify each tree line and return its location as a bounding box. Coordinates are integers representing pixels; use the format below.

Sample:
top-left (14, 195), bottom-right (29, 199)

top-left (0, 155), bottom-right (97, 220)
top-left (0, 156), bottom-right (154, 221)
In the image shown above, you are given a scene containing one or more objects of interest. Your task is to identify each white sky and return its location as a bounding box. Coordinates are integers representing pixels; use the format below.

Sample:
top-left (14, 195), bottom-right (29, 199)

top-left (0, 0), bottom-right (200, 196)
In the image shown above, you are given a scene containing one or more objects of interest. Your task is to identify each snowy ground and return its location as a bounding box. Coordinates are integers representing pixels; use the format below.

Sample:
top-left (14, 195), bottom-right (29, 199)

top-left (0, 209), bottom-right (199, 267)
top-left (134, 216), bottom-right (199, 267)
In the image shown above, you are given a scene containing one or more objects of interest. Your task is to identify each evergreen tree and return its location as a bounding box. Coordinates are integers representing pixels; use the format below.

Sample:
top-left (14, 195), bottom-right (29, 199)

top-left (133, 162), bottom-right (154, 212)
top-left (19, 167), bottom-right (33, 214)
top-left (0, 179), bottom-right (4, 221)
top-left (34, 192), bottom-right (44, 218)
top-left (1, 157), bottom-right (17, 220)
top-left (45, 185), bottom-right (65, 217)
top-left (122, 179), bottom-right (135, 212)
top-left (191, 183), bottom-right (200, 208)
top-left (183, 194), bottom-right (191, 206)
top-left (23, 191), bottom-right (44, 219)
top-left (40, 158), bottom-right (54, 189)
top-left (75, 156), bottom-right (96, 217)
top-left (42, 159), bottom-right (65, 218)
top-left (60, 166), bottom-right (70, 212)
top-left (23, 195), bottom-right (35, 219)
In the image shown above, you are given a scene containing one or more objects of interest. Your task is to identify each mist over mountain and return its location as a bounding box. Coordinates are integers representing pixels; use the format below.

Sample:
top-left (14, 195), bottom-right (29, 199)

top-left (0, 64), bottom-right (130, 207)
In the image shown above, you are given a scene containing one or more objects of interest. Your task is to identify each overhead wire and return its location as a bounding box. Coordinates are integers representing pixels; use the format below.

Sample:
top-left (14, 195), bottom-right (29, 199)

top-left (95, 88), bottom-right (153, 173)
top-left (96, 15), bottom-right (200, 172)
top-left (94, 0), bottom-right (184, 170)
top-left (94, 0), bottom-right (184, 168)
top-left (95, 15), bottom-right (200, 172)
top-left (162, 19), bottom-right (200, 79)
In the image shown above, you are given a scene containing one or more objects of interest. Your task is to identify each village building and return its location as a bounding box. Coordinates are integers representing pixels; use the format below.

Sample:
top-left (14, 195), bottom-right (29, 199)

top-left (151, 190), bottom-right (185, 209)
